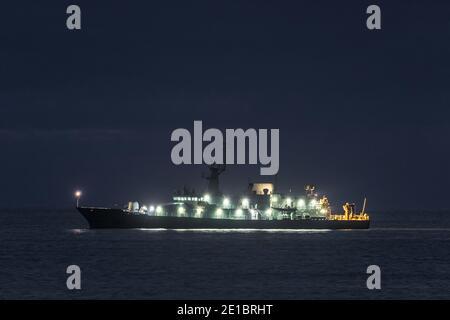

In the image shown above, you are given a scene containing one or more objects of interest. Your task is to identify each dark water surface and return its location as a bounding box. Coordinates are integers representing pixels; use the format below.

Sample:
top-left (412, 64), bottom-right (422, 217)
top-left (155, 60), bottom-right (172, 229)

top-left (1, 209), bottom-right (449, 299)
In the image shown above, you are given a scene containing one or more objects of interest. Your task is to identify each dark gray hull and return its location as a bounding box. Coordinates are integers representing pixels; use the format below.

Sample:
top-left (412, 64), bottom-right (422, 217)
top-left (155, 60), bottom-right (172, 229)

top-left (77, 207), bottom-right (370, 230)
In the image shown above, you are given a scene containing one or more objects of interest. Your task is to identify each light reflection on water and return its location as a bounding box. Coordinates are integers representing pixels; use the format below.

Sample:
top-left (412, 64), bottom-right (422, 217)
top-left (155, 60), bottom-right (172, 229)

top-left (68, 228), bottom-right (333, 234)
top-left (69, 228), bottom-right (89, 234)
top-left (134, 228), bottom-right (332, 233)
top-left (68, 227), bottom-right (450, 234)
top-left (7, 209), bottom-right (450, 299)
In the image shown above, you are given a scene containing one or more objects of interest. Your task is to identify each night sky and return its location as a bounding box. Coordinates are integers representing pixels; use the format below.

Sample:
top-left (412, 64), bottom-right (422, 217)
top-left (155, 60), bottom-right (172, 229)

top-left (0, 0), bottom-right (449, 210)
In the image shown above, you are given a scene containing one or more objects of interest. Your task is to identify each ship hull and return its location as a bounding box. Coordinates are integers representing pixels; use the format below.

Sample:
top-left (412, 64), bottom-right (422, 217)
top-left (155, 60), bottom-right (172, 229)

top-left (77, 207), bottom-right (370, 230)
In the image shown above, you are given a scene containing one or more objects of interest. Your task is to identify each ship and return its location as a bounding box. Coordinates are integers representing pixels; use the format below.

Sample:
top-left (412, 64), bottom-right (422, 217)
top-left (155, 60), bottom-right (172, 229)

top-left (76, 165), bottom-right (370, 230)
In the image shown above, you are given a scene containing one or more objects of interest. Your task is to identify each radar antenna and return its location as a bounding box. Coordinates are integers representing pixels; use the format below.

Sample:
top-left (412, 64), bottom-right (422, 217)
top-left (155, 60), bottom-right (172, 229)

top-left (305, 185), bottom-right (316, 197)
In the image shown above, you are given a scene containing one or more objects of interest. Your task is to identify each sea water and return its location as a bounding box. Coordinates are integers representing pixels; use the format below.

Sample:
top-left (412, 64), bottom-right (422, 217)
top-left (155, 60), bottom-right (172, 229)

top-left (1, 209), bottom-right (449, 299)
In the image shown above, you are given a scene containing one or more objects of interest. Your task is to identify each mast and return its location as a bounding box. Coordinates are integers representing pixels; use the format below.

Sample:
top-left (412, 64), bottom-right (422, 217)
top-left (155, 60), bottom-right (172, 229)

top-left (204, 164), bottom-right (226, 198)
top-left (203, 137), bottom-right (226, 200)
top-left (361, 197), bottom-right (367, 214)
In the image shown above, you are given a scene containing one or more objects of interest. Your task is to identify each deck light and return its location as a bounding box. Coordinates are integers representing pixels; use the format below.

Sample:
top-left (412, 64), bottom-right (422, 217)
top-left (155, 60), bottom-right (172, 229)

top-left (297, 199), bottom-right (305, 208)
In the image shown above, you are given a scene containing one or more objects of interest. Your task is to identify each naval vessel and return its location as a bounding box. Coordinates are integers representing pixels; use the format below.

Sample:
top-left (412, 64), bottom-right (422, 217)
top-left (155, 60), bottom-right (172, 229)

top-left (76, 165), bottom-right (370, 230)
